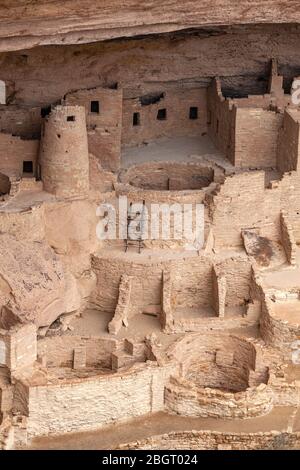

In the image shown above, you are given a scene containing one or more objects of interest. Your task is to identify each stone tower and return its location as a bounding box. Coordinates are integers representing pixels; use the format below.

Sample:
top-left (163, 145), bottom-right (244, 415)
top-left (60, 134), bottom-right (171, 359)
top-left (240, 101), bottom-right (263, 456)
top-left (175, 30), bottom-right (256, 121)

top-left (39, 105), bottom-right (89, 198)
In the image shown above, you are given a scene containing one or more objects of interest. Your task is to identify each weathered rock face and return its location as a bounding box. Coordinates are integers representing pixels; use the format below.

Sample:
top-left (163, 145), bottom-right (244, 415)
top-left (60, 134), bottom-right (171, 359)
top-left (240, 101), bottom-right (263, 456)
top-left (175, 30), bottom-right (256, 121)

top-left (2, 24), bottom-right (300, 107)
top-left (0, 1), bottom-right (299, 52)
top-left (0, 235), bottom-right (82, 328)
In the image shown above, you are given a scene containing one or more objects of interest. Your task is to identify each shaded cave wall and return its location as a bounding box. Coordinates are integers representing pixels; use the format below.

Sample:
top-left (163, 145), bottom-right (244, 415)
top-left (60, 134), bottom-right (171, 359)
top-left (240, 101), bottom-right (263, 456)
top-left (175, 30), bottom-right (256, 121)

top-left (0, 25), bottom-right (300, 110)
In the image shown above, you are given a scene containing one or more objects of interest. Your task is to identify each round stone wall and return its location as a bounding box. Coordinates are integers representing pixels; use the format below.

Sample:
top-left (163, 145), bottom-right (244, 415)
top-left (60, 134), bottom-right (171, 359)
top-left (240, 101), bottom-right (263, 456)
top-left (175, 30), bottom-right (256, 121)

top-left (40, 105), bottom-right (89, 198)
top-left (119, 161), bottom-right (214, 191)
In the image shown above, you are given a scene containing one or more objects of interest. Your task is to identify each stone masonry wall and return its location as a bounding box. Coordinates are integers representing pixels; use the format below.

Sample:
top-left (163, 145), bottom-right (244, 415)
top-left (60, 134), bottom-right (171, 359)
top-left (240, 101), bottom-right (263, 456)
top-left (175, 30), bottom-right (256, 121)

top-left (37, 335), bottom-right (118, 369)
top-left (0, 132), bottom-right (39, 176)
top-left (122, 88), bottom-right (207, 147)
top-left (277, 109), bottom-right (300, 173)
top-left (20, 363), bottom-right (173, 438)
top-left (165, 376), bottom-right (273, 419)
top-left (65, 87), bottom-right (123, 172)
top-left (234, 108), bottom-right (282, 168)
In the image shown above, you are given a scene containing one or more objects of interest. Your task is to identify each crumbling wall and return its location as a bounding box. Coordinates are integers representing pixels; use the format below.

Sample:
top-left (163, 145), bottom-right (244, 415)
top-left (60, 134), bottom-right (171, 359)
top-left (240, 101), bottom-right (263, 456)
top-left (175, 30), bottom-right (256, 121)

top-left (280, 211), bottom-right (297, 265)
top-left (108, 275), bottom-right (133, 335)
top-left (161, 270), bottom-right (174, 331)
top-left (212, 265), bottom-right (226, 317)
top-left (122, 88), bottom-right (207, 147)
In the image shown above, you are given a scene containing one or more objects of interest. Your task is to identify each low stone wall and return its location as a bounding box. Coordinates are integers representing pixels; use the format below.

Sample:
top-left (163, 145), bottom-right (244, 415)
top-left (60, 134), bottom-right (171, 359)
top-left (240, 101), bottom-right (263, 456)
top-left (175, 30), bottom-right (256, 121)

top-left (260, 296), bottom-right (300, 354)
top-left (17, 362), bottom-right (173, 438)
top-left (37, 335), bottom-right (118, 368)
top-left (163, 334), bottom-right (272, 419)
top-left (119, 430), bottom-right (300, 450)
top-left (165, 376), bottom-right (273, 419)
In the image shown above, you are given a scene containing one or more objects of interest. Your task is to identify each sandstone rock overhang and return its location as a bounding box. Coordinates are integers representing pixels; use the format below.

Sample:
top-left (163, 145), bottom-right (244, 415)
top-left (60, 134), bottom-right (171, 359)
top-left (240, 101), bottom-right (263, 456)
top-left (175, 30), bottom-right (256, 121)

top-left (0, 0), bottom-right (299, 52)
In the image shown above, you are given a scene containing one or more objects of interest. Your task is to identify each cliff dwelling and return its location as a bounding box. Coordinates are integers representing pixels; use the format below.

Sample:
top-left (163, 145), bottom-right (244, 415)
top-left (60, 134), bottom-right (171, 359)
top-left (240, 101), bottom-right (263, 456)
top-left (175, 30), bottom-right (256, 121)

top-left (1, 0), bottom-right (300, 453)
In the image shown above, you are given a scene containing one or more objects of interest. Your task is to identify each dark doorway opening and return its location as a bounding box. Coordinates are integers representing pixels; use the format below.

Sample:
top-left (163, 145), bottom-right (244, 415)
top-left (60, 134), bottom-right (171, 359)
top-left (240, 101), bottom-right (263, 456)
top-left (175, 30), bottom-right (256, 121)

top-left (133, 112), bottom-right (140, 126)
top-left (23, 161), bottom-right (33, 174)
top-left (189, 107), bottom-right (198, 120)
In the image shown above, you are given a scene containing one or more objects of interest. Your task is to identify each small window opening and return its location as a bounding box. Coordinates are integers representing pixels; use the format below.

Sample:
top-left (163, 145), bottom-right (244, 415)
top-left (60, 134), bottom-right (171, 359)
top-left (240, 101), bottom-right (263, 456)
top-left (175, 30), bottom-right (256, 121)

top-left (133, 112), bottom-right (140, 126)
top-left (90, 101), bottom-right (100, 114)
top-left (216, 119), bottom-right (219, 134)
top-left (23, 161), bottom-right (33, 173)
top-left (67, 115), bottom-right (75, 122)
top-left (189, 107), bottom-right (198, 120)
top-left (157, 108), bottom-right (167, 120)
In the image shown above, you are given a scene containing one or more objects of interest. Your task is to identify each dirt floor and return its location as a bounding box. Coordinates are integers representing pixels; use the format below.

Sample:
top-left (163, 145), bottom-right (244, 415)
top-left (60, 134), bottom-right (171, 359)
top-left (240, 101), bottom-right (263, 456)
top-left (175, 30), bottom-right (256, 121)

top-left (121, 135), bottom-right (227, 167)
top-left (24, 407), bottom-right (300, 450)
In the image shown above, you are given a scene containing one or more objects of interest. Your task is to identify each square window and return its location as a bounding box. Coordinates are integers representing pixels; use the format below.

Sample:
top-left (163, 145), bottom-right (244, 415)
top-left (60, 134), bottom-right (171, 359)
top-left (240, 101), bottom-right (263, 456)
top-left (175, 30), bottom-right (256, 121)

top-left (67, 115), bottom-right (75, 122)
top-left (157, 108), bottom-right (167, 120)
top-left (23, 161), bottom-right (33, 173)
top-left (189, 107), bottom-right (198, 120)
top-left (133, 112), bottom-right (140, 126)
top-left (90, 101), bottom-right (100, 114)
